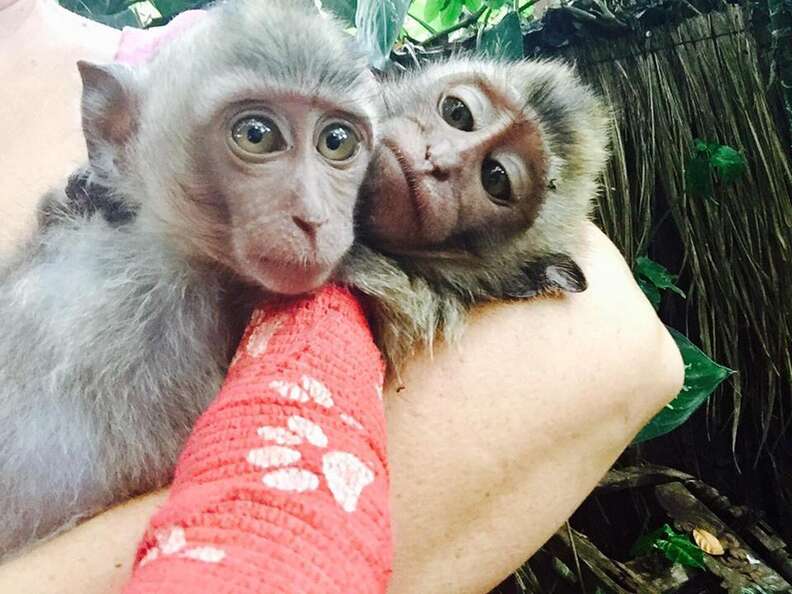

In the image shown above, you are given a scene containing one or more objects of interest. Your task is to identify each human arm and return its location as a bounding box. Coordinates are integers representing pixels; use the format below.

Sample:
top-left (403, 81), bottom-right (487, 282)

top-left (0, 0), bottom-right (120, 254)
top-left (0, 223), bottom-right (683, 594)
top-left (385, 222), bottom-right (682, 593)
top-left (0, 3), bottom-right (683, 590)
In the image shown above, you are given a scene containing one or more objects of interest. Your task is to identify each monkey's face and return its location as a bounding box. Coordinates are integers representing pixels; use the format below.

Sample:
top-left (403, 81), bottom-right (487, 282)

top-left (77, 0), bottom-right (380, 297)
top-left (360, 63), bottom-right (549, 254)
top-left (190, 92), bottom-right (374, 295)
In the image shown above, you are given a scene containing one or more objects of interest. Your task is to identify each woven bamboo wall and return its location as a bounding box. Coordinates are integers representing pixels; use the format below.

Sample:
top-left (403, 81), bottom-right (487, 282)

top-left (562, 5), bottom-right (792, 535)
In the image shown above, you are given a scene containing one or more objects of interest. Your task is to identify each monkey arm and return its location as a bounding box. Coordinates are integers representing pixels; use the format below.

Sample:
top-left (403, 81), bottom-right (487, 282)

top-left (0, 223), bottom-right (684, 594)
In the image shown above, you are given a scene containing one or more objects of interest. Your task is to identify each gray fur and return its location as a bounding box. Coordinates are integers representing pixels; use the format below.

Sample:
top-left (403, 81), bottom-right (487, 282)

top-left (0, 218), bottom-right (232, 555)
top-left (342, 57), bottom-right (611, 371)
top-left (0, 0), bottom-right (374, 558)
top-left (0, 49), bottom-right (608, 559)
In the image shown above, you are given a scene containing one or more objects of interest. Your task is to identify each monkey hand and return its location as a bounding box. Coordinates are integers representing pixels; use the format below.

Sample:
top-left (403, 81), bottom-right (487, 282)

top-left (122, 285), bottom-right (391, 594)
top-left (501, 253), bottom-right (588, 299)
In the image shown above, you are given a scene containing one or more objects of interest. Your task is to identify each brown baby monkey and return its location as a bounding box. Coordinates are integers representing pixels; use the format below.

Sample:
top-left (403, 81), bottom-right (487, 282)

top-left (343, 57), bottom-right (611, 370)
top-left (3, 50), bottom-right (609, 560)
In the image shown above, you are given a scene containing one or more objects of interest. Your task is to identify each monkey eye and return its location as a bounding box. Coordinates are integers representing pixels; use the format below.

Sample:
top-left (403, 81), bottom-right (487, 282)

top-left (230, 116), bottom-right (285, 156)
top-left (481, 158), bottom-right (513, 204)
top-left (317, 123), bottom-right (360, 162)
top-left (440, 96), bottom-right (474, 131)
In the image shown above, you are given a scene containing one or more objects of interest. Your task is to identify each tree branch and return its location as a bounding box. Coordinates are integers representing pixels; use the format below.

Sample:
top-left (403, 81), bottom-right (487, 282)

top-left (422, 6), bottom-right (488, 46)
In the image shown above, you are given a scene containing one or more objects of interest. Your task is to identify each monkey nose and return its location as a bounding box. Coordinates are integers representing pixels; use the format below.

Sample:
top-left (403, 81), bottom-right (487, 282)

top-left (292, 216), bottom-right (324, 240)
top-left (425, 142), bottom-right (458, 180)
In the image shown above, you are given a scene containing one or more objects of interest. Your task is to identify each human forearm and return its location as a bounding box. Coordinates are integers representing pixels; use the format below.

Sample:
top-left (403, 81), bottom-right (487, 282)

top-left (384, 224), bottom-right (683, 594)
top-left (0, 490), bottom-right (168, 594)
top-left (0, 226), bottom-right (683, 594)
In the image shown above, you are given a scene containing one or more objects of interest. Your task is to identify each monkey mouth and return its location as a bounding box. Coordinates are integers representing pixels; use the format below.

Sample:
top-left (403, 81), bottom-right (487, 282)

top-left (380, 139), bottom-right (430, 226)
top-left (241, 252), bottom-right (333, 296)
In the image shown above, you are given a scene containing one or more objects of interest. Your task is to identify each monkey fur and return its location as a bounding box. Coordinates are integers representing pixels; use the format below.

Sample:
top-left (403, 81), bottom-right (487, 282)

top-left (341, 57), bottom-right (610, 370)
top-left (0, 0), bottom-right (376, 558)
top-left (50, 57), bottom-right (610, 372)
top-left (3, 50), bottom-right (609, 558)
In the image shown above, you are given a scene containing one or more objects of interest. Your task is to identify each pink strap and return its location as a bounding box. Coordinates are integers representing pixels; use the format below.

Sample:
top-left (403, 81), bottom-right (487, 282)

top-left (114, 10), bottom-right (207, 66)
top-left (122, 286), bottom-right (392, 594)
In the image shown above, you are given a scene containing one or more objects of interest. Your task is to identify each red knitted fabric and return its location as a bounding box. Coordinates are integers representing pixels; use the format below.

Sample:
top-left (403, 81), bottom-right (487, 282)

top-left (122, 285), bottom-right (391, 594)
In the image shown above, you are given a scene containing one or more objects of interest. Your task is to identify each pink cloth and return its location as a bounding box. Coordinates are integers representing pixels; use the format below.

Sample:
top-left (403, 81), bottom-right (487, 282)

top-left (114, 10), bottom-right (207, 66)
top-left (122, 286), bottom-right (391, 594)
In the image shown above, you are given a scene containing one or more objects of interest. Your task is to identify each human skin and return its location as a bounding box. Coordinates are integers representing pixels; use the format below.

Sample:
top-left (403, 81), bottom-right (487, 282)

top-left (0, 1), bottom-right (684, 593)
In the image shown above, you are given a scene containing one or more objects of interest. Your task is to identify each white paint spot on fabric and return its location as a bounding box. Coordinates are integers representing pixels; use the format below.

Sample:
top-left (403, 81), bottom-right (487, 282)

top-left (288, 415), bottom-right (328, 448)
top-left (138, 526), bottom-right (228, 568)
top-left (322, 452), bottom-right (374, 512)
top-left (181, 547), bottom-right (227, 564)
top-left (246, 314), bottom-right (286, 358)
top-left (269, 380), bottom-right (310, 403)
top-left (262, 468), bottom-right (320, 492)
top-left (301, 375), bottom-right (335, 408)
top-left (268, 376), bottom-right (336, 409)
top-left (158, 526), bottom-right (187, 555)
top-left (251, 408), bottom-right (375, 513)
top-left (257, 426), bottom-right (302, 446)
top-left (339, 413), bottom-right (364, 431)
top-left (139, 547), bottom-right (160, 568)
top-left (247, 446), bottom-right (301, 469)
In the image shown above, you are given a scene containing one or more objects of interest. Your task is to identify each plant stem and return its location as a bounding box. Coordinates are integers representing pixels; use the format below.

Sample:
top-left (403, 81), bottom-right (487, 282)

top-left (422, 5), bottom-right (487, 45)
top-left (566, 522), bottom-right (588, 594)
top-left (407, 11), bottom-right (437, 35)
top-left (518, 0), bottom-right (542, 13)
top-left (475, 7), bottom-right (492, 49)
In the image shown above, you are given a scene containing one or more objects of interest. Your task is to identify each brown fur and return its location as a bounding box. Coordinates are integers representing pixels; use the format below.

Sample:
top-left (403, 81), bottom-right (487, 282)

top-left (342, 57), bottom-right (611, 372)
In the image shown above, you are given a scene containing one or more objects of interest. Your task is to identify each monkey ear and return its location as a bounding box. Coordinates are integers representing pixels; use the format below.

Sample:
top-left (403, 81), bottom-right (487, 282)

top-left (503, 254), bottom-right (587, 298)
top-left (77, 61), bottom-right (140, 174)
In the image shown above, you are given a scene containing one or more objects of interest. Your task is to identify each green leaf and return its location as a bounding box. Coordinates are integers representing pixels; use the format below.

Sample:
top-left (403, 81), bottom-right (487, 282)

top-left (440, 0), bottom-right (464, 26)
top-left (485, 0), bottom-right (508, 8)
top-left (59, 0), bottom-right (144, 23)
top-left (631, 524), bottom-right (673, 557)
top-left (710, 145), bottom-right (747, 184)
top-left (633, 328), bottom-right (735, 444)
top-left (464, 0), bottom-right (484, 9)
top-left (631, 524), bottom-right (706, 570)
top-left (423, 0), bottom-right (445, 21)
top-left (97, 6), bottom-right (143, 27)
top-left (635, 256), bottom-right (686, 299)
top-left (150, 0), bottom-right (190, 20)
top-left (323, 0), bottom-right (358, 26)
top-left (655, 534), bottom-right (706, 569)
top-left (686, 154), bottom-right (714, 198)
top-left (637, 277), bottom-right (662, 310)
top-left (64, 1), bottom-right (143, 28)
top-left (354, 0), bottom-right (412, 69)
top-left (106, 0), bottom-right (140, 14)
top-left (478, 9), bottom-right (524, 59)
top-left (686, 139), bottom-right (746, 197)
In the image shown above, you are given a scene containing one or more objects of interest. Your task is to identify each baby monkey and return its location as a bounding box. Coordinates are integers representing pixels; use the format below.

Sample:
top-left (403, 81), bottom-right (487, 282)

top-left (343, 57), bottom-right (610, 369)
top-left (0, 0), bottom-right (376, 557)
top-left (4, 49), bottom-right (607, 558)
